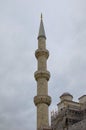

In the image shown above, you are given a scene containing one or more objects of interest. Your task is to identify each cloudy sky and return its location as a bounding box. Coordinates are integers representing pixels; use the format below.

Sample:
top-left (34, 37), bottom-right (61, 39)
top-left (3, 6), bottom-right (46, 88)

top-left (0, 0), bottom-right (86, 130)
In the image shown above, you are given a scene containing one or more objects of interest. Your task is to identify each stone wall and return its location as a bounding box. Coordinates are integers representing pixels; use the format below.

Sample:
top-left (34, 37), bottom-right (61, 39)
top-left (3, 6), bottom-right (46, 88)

top-left (68, 119), bottom-right (86, 130)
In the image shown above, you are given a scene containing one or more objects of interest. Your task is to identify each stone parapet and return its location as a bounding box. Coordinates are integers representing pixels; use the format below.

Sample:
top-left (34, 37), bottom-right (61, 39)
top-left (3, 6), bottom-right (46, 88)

top-left (34, 95), bottom-right (51, 106)
top-left (35, 49), bottom-right (49, 59)
top-left (34, 70), bottom-right (50, 81)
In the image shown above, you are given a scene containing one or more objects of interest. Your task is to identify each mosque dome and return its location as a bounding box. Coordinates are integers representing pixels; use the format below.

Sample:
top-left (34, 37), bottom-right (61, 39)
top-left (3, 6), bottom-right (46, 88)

top-left (60, 92), bottom-right (73, 101)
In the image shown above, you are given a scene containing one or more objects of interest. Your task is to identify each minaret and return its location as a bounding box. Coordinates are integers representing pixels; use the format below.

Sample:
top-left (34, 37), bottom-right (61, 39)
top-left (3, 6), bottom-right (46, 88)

top-left (34, 14), bottom-right (51, 130)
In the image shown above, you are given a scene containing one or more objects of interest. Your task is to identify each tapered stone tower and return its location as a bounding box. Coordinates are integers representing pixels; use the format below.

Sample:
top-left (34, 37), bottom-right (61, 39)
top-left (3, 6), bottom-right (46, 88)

top-left (34, 15), bottom-right (51, 130)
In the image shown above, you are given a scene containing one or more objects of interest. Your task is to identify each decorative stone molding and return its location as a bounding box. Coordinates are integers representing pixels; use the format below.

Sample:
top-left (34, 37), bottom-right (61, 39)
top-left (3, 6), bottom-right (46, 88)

top-left (35, 49), bottom-right (49, 59)
top-left (34, 70), bottom-right (50, 81)
top-left (34, 95), bottom-right (51, 106)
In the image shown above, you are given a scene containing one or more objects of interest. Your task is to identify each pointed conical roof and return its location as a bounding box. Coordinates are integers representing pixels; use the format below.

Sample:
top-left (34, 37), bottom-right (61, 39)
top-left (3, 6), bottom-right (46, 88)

top-left (38, 14), bottom-right (46, 39)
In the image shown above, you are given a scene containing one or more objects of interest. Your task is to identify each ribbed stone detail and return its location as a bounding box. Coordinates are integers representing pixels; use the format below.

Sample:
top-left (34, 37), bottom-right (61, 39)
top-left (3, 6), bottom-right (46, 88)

top-left (35, 49), bottom-right (49, 59)
top-left (34, 70), bottom-right (50, 81)
top-left (34, 95), bottom-right (51, 106)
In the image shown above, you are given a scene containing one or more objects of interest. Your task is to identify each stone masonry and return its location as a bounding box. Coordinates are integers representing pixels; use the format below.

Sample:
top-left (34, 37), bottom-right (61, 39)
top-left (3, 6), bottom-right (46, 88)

top-left (51, 93), bottom-right (86, 130)
top-left (34, 15), bottom-right (51, 130)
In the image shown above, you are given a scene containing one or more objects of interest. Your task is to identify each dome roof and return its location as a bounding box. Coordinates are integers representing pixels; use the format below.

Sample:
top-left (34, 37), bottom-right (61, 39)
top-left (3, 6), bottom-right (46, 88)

top-left (60, 92), bottom-right (73, 98)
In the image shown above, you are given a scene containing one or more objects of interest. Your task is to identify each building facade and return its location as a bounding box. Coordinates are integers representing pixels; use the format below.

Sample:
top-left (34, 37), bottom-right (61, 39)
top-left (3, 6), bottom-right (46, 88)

top-left (51, 93), bottom-right (86, 130)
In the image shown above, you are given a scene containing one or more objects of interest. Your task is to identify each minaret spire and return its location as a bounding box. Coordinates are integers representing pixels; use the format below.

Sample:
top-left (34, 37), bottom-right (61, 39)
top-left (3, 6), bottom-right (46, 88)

top-left (38, 14), bottom-right (46, 39)
top-left (41, 13), bottom-right (43, 19)
top-left (34, 15), bottom-right (51, 130)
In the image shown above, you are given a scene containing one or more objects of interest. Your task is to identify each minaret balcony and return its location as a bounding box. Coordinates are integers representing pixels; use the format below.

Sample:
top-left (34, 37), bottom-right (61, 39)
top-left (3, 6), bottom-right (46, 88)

top-left (35, 49), bottom-right (49, 59)
top-left (34, 95), bottom-right (51, 106)
top-left (34, 70), bottom-right (50, 81)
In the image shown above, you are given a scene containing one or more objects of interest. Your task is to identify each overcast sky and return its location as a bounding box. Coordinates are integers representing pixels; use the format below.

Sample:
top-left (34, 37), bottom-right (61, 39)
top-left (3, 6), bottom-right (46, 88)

top-left (0, 0), bottom-right (86, 130)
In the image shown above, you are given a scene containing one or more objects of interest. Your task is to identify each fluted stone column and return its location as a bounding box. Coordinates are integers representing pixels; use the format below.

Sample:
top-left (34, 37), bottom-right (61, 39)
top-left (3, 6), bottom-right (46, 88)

top-left (34, 15), bottom-right (51, 130)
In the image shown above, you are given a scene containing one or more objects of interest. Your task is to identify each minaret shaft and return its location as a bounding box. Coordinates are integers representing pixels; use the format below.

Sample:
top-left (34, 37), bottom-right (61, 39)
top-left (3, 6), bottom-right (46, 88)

top-left (34, 17), bottom-right (51, 130)
top-left (37, 104), bottom-right (49, 129)
top-left (38, 38), bottom-right (46, 50)
top-left (38, 56), bottom-right (47, 70)
top-left (37, 78), bottom-right (48, 95)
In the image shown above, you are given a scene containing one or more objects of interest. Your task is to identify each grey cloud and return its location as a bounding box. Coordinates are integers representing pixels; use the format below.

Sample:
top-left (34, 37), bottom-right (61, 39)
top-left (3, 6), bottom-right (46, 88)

top-left (0, 0), bottom-right (86, 130)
